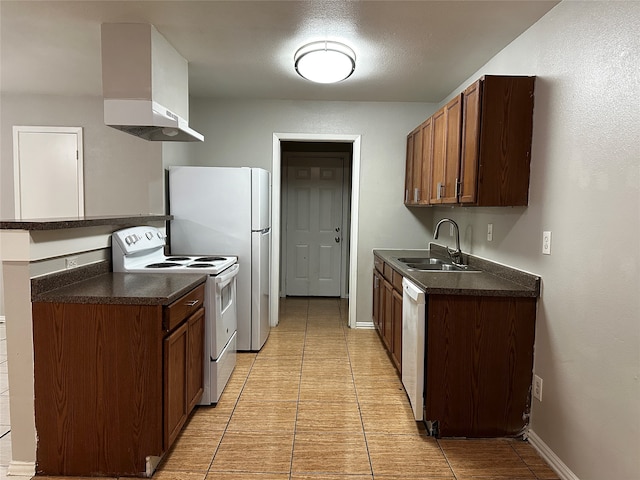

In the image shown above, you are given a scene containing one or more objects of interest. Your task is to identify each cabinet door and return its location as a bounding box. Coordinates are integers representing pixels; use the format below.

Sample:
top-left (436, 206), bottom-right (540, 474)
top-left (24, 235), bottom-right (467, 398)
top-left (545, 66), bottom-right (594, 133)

top-left (186, 308), bottom-right (205, 412)
top-left (460, 79), bottom-right (482, 204)
top-left (429, 107), bottom-right (446, 204)
top-left (429, 95), bottom-right (462, 204)
top-left (373, 270), bottom-right (382, 331)
top-left (442, 95), bottom-right (462, 204)
top-left (164, 322), bottom-right (188, 450)
top-left (382, 279), bottom-right (393, 350)
top-left (418, 117), bottom-right (433, 205)
top-left (404, 131), bottom-right (415, 205)
top-left (391, 288), bottom-right (403, 372)
top-left (405, 127), bottom-right (424, 205)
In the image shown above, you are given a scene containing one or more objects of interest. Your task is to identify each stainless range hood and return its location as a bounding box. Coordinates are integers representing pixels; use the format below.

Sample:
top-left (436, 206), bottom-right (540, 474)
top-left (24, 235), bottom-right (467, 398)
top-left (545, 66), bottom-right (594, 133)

top-left (101, 23), bottom-right (204, 142)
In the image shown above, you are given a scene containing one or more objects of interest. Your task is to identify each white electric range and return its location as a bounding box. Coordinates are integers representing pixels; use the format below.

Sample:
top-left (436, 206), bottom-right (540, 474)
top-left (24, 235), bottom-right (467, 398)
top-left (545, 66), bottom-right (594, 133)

top-left (112, 226), bottom-right (238, 405)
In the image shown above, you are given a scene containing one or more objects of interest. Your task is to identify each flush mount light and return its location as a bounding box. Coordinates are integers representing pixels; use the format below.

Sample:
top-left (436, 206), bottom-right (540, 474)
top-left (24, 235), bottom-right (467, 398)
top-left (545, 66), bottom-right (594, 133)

top-left (294, 41), bottom-right (356, 84)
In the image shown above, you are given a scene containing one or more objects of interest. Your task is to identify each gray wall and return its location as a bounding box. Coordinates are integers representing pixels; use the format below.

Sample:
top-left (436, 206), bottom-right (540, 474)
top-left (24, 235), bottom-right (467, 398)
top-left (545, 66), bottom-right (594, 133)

top-left (0, 94), bottom-right (166, 316)
top-left (430, 2), bottom-right (639, 479)
top-left (163, 99), bottom-right (438, 324)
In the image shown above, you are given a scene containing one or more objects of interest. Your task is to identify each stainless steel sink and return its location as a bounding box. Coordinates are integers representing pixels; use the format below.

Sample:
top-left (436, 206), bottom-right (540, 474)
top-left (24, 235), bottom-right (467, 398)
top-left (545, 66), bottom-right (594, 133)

top-left (397, 257), bottom-right (447, 265)
top-left (405, 262), bottom-right (480, 272)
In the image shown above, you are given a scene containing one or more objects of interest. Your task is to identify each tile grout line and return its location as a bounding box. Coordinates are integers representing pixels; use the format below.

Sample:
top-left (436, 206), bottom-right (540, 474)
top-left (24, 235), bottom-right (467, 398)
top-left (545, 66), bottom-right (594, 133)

top-left (343, 300), bottom-right (376, 479)
top-left (288, 297), bottom-right (309, 479)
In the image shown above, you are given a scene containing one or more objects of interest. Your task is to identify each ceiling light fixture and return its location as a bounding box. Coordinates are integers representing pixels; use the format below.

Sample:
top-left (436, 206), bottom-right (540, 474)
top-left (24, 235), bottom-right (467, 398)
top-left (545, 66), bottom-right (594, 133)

top-left (294, 41), bottom-right (356, 84)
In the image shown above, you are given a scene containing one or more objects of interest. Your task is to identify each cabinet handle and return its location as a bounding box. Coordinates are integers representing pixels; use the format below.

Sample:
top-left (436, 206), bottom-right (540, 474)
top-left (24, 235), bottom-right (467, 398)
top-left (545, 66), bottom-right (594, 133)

top-left (184, 300), bottom-right (200, 307)
top-left (414, 188), bottom-right (419, 202)
top-left (437, 182), bottom-right (442, 200)
top-left (455, 178), bottom-right (460, 198)
top-left (405, 189), bottom-right (409, 203)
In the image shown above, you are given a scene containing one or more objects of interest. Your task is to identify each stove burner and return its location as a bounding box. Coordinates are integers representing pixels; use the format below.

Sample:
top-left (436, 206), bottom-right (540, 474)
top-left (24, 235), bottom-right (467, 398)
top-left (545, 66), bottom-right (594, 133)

top-left (166, 257), bottom-right (191, 261)
top-left (145, 262), bottom-right (182, 269)
top-left (188, 263), bottom-right (215, 268)
top-left (194, 256), bottom-right (227, 262)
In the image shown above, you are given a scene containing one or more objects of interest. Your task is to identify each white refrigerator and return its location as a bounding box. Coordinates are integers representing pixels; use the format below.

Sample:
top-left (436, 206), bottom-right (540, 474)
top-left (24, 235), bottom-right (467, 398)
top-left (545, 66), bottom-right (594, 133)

top-left (169, 166), bottom-right (271, 351)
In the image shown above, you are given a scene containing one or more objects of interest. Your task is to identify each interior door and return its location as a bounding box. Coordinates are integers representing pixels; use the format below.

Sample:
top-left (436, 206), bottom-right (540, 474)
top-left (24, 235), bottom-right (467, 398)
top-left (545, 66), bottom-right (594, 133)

top-left (13, 126), bottom-right (84, 219)
top-left (285, 157), bottom-right (344, 296)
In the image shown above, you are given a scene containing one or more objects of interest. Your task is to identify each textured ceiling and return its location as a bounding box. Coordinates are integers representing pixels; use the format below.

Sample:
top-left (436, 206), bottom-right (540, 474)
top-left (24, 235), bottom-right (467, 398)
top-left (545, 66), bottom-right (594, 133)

top-left (0, 0), bottom-right (559, 102)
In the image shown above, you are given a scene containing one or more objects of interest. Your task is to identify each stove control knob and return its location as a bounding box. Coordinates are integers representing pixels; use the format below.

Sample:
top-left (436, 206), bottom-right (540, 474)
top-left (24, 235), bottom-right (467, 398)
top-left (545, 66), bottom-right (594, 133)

top-left (146, 232), bottom-right (153, 240)
top-left (125, 236), bottom-right (133, 245)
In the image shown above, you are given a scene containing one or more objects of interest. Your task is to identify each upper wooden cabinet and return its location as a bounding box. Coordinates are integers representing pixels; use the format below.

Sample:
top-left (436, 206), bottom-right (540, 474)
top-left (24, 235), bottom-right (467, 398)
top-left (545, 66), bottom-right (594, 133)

top-left (405, 118), bottom-right (432, 206)
top-left (405, 75), bottom-right (535, 207)
top-left (429, 95), bottom-right (462, 205)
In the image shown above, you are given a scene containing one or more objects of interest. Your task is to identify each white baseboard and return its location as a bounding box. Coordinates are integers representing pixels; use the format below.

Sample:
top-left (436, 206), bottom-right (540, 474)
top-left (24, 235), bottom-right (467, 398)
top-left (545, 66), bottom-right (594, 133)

top-left (527, 429), bottom-right (581, 480)
top-left (355, 321), bottom-right (375, 329)
top-left (7, 461), bottom-right (35, 477)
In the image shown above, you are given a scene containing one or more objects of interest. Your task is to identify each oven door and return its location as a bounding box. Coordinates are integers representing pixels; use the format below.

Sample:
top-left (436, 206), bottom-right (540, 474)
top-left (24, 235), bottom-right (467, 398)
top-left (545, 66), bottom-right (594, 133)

top-left (207, 263), bottom-right (239, 359)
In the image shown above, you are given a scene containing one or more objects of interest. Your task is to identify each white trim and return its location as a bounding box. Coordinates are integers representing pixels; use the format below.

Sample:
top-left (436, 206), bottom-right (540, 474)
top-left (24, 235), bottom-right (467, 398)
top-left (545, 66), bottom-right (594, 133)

top-left (355, 321), bottom-right (375, 329)
top-left (7, 460), bottom-right (36, 477)
top-left (12, 126), bottom-right (84, 219)
top-left (527, 429), bottom-right (581, 480)
top-left (272, 133), bottom-right (361, 329)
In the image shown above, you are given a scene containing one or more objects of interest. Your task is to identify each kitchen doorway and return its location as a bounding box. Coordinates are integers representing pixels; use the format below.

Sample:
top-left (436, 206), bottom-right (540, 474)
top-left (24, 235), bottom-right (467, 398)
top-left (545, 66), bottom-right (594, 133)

top-left (271, 133), bottom-right (362, 329)
top-left (281, 144), bottom-right (352, 298)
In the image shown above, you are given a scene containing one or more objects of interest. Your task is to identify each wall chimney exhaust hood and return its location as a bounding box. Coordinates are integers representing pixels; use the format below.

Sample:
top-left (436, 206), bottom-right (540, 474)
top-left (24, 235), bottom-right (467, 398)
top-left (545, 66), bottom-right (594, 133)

top-left (101, 23), bottom-right (204, 142)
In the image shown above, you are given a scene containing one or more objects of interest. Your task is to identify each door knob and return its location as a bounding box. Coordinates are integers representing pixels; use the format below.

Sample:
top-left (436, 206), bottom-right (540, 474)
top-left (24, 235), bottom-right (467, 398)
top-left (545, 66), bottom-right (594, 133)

top-left (335, 237), bottom-right (341, 243)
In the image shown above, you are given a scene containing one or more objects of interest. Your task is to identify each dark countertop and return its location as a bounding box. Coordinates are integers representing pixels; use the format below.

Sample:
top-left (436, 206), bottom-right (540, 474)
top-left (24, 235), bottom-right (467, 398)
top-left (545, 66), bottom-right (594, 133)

top-left (374, 246), bottom-right (540, 298)
top-left (0, 214), bottom-right (171, 231)
top-left (32, 272), bottom-right (207, 305)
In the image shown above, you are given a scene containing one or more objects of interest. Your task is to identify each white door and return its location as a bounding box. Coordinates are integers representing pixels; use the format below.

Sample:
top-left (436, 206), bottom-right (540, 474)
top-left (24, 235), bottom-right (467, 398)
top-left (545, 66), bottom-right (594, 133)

top-left (285, 157), bottom-right (344, 296)
top-left (13, 126), bottom-right (84, 219)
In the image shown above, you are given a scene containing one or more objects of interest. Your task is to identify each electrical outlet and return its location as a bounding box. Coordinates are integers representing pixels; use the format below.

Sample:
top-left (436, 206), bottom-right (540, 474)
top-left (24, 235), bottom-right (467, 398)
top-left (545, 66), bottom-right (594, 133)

top-left (533, 375), bottom-right (543, 401)
top-left (487, 223), bottom-right (493, 242)
top-left (65, 257), bottom-right (79, 269)
top-left (542, 231), bottom-right (552, 255)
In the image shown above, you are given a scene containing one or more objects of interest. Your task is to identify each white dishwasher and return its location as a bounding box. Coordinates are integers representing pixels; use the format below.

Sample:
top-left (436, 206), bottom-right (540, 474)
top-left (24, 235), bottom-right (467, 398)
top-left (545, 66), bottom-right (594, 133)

top-left (401, 277), bottom-right (426, 421)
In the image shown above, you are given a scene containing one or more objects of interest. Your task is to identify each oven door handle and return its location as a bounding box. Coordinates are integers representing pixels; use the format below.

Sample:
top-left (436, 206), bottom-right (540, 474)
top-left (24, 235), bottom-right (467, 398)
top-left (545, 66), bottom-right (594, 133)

top-left (214, 262), bottom-right (240, 287)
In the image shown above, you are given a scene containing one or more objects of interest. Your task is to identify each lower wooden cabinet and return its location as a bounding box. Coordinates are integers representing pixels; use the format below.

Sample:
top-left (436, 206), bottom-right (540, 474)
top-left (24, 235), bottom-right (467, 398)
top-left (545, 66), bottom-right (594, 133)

top-left (32, 284), bottom-right (205, 477)
top-left (424, 295), bottom-right (537, 437)
top-left (373, 255), bottom-right (402, 373)
top-left (164, 308), bottom-right (205, 449)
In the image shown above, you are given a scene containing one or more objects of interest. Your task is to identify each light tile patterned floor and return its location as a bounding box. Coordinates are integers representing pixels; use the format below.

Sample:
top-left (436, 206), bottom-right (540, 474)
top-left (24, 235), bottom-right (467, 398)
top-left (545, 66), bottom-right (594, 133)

top-left (9, 298), bottom-right (560, 480)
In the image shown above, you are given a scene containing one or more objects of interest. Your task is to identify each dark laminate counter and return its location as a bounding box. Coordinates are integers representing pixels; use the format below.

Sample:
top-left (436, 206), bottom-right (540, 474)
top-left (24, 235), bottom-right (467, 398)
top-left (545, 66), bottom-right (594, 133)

top-left (374, 245), bottom-right (540, 298)
top-left (32, 272), bottom-right (207, 305)
top-left (0, 214), bottom-right (171, 230)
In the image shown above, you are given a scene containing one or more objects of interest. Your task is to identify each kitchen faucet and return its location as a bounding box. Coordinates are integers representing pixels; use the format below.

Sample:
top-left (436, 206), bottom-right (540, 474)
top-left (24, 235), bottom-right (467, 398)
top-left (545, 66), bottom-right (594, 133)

top-left (434, 218), bottom-right (463, 265)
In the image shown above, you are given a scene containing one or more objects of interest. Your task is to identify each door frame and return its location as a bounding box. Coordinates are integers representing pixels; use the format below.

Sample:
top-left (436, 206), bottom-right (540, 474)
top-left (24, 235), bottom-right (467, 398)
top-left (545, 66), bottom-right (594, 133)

top-left (281, 151), bottom-right (351, 299)
top-left (272, 133), bottom-right (361, 329)
top-left (12, 125), bottom-right (84, 219)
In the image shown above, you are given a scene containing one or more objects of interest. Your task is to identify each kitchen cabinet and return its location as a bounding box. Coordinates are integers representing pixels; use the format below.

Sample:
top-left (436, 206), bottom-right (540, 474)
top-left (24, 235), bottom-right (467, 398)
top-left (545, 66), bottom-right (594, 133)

top-left (459, 76), bottom-right (535, 206)
top-left (405, 75), bottom-right (535, 207)
top-left (404, 117), bottom-right (432, 206)
top-left (424, 295), bottom-right (537, 437)
top-left (372, 254), bottom-right (402, 373)
top-left (32, 283), bottom-right (205, 477)
top-left (429, 95), bottom-right (462, 204)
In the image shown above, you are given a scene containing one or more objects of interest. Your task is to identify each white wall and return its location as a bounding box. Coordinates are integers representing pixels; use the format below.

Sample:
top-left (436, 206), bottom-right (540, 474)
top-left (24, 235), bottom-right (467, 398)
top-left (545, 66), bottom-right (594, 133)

top-left (164, 99), bottom-right (437, 325)
top-left (430, 2), bottom-right (639, 479)
top-left (0, 94), bottom-right (165, 219)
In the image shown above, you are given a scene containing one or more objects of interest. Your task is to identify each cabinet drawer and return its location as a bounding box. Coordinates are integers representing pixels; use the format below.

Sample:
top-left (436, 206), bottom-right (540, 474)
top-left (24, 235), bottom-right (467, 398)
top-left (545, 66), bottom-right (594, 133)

top-left (392, 269), bottom-right (403, 292)
top-left (383, 263), bottom-right (394, 282)
top-left (164, 284), bottom-right (205, 332)
top-left (374, 256), bottom-right (384, 274)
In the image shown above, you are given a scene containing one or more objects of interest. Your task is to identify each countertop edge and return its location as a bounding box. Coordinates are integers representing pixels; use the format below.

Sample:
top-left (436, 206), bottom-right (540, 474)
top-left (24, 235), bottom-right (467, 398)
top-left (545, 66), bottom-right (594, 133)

top-left (0, 214), bottom-right (171, 231)
top-left (374, 248), bottom-right (540, 298)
